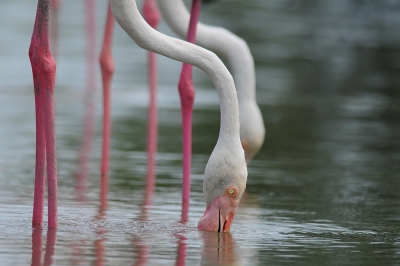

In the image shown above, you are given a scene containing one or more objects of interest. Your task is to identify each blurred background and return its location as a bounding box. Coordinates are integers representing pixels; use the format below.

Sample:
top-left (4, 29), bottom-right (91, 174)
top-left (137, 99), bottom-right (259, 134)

top-left (0, 0), bottom-right (399, 265)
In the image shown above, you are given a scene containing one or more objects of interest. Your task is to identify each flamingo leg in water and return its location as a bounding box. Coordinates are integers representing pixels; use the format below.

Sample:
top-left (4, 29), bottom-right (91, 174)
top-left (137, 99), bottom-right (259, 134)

top-left (29, 0), bottom-right (58, 227)
top-left (77, 0), bottom-right (96, 198)
top-left (99, 2), bottom-right (115, 210)
top-left (143, 0), bottom-right (160, 213)
top-left (179, 0), bottom-right (201, 223)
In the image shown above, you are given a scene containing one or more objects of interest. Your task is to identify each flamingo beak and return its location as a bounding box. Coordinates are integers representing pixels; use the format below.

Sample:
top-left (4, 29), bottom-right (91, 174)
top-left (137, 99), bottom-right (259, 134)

top-left (197, 195), bottom-right (238, 232)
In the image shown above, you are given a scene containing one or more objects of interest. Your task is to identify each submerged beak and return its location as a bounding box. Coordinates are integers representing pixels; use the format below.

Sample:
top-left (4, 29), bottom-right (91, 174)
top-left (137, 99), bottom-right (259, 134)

top-left (197, 195), bottom-right (238, 232)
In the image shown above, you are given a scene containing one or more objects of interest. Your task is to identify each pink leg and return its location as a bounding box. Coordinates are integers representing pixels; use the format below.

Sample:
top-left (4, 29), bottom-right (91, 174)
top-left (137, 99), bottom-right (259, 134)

top-left (43, 70), bottom-right (58, 228)
top-left (30, 6), bottom-right (46, 227)
top-left (143, 0), bottom-right (160, 218)
top-left (99, 2), bottom-right (115, 211)
top-left (32, 73), bottom-right (46, 225)
top-left (29, 0), bottom-right (58, 228)
top-left (50, 0), bottom-right (59, 58)
top-left (178, 0), bottom-right (201, 222)
top-left (76, 0), bottom-right (96, 201)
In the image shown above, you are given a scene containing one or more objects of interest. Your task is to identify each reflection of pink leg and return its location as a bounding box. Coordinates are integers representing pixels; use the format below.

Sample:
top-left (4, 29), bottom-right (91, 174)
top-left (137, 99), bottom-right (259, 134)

top-left (31, 225), bottom-right (42, 266)
top-left (133, 238), bottom-right (149, 266)
top-left (143, 0), bottom-right (160, 219)
top-left (44, 228), bottom-right (57, 266)
top-left (175, 234), bottom-right (187, 266)
top-left (29, 0), bottom-right (58, 228)
top-left (99, 2), bottom-right (115, 211)
top-left (94, 237), bottom-right (106, 266)
top-left (179, 0), bottom-right (201, 222)
top-left (77, 0), bottom-right (96, 199)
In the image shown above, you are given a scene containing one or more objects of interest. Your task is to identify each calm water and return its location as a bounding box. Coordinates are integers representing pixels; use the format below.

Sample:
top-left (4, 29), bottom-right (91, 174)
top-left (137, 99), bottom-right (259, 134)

top-left (1, 0), bottom-right (400, 265)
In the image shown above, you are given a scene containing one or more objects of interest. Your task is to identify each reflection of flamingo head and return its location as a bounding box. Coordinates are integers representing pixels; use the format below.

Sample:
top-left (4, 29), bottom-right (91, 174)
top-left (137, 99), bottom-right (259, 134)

top-left (198, 142), bottom-right (247, 232)
top-left (200, 231), bottom-right (238, 265)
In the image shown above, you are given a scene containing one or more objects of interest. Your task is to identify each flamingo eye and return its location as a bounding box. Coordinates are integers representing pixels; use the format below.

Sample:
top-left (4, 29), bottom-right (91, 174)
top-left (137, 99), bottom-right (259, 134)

top-left (227, 188), bottom-right (237, 196)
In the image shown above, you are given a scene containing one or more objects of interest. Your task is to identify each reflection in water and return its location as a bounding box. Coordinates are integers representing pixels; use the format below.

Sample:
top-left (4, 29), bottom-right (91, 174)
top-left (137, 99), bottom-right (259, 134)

top-left (31, 226), bottom-right (57, 266)
top-left (132, 237), bottom-right (149, 266)
top-left (94, 229), bottom-right (106, 266)
top-left (31, 226), bottom-right (42, 266)
top-left (43, 229), bottom-right (57, 266)
top-left (94, 186), bottom-right (108, 266)
top-left (70, 241), bottom-right (85, 266)
top-left (175, 234), bottom-right (187, 266)
top-left (94, 175), bottom-right (108, 266)
top-left (201, 232), bottom-right (238, 266)
top-left (132, 182), bottom-right (151, 265)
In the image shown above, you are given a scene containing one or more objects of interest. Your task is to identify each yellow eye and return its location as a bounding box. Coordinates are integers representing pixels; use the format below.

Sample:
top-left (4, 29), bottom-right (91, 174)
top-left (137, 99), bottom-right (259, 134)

top-left (228, 189), bottom-right (234, 195)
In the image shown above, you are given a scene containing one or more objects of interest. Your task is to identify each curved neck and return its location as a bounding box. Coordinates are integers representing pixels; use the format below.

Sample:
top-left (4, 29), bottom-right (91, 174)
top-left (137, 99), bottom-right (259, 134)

top-left (110, 0), bottom-right (240, 140)
top-left (156, 0), bottom-right (256, 102)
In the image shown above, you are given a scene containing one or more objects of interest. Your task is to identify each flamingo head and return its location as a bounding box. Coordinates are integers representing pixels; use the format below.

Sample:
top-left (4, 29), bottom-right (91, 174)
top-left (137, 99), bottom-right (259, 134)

top-left (197, 143), bottom-right (247, 232)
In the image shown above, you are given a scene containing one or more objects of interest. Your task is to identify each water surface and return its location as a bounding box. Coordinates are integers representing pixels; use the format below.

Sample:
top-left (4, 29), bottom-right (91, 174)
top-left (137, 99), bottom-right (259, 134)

top-left (0, 0), bottom-right (399, 265)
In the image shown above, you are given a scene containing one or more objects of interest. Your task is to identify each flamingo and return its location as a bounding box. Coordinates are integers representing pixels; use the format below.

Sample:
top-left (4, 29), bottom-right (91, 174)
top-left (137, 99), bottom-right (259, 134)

top-left (29, 0), bottom-right (98, 226)
top-left (109, 0), bottom-right (247, 232)
top-left (156, 0), bottom-right (265, 163)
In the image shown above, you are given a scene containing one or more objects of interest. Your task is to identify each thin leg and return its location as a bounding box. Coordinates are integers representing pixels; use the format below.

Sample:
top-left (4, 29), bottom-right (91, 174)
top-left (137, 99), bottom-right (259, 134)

top-left (77, 0), bottom-right (96, 201)
top-left (178, 0), bottom-right (201, 222)
top-left (30, 4), bottom-right (46, 227)
top-left (32, 72), bottom-right (46, 225)
top-left (29, 0), bottom-right (58, 228)
top-left (143, 0), bottom-right (160, 217)
top-left (50, 0), bottom-right (60, 58)
top-left (99, 2), bottom-right (115, 210)
top-left (43, 74), bottom-right (58, 228)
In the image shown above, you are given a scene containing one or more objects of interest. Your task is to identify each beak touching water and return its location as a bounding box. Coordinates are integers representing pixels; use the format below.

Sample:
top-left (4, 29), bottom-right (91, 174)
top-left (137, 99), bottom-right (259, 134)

top-left (197, 194), bottom-right (238, 232)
